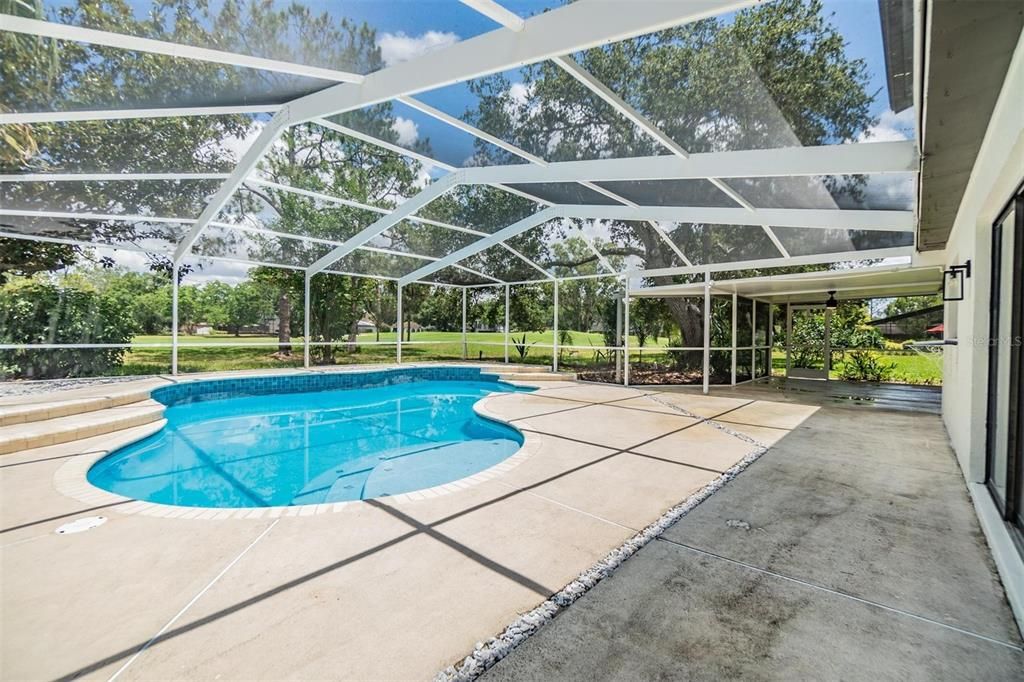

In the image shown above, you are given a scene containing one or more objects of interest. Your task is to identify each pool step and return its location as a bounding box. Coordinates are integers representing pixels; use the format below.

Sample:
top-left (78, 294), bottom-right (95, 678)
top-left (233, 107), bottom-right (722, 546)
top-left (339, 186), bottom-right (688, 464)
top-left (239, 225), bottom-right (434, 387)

top-left (0, 399), bottom-right (164, 455)
top-left (0, 387), bottom-right (155, 428)
top-left (498, 371), bottom-right (577, 382)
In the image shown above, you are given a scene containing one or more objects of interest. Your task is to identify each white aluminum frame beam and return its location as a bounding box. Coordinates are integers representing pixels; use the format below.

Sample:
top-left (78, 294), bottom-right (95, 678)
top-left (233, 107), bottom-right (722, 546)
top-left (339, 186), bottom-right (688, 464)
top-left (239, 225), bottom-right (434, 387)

top-left (553, 55), bottom-right (690, 158)
top-left (299, 119), bottom-right (555, 276)
top-left (313, 118), bottom-right (456, 172)
top-left (557, 205), bottom-right (914, 231)
top-left (557, 205), bottom-right (913, 231)
top-left (635, 246), bottom-right (915, 279)
top-left (394, 84), bottom-right (689, 271)
top-left (399, 208), bottom-right (557, 285)
top-left (0, 208), bottom-right (191, 224)
top-left (306, 172), bottom-right (461, 275)
top-left (3, 16), bottom-right (364, 83)
top-left (285, 0), bottom-right (758, 123)
top-left (397, 95), bottom-right (546, 165)
top-left (173, 109), bottom-right (291, 261)
top-left (554, 55), bottom-right (787, 256)
top-left (0, 105), bottom-right (280, 125)
top-left (459, 0), bottom-right (526, 31)
top-left (0, 172), bottom-right (230, 182)
top-left (168, 0), bottom-right (758, 265)
top-left (461, 141), bottom-right (918, 184)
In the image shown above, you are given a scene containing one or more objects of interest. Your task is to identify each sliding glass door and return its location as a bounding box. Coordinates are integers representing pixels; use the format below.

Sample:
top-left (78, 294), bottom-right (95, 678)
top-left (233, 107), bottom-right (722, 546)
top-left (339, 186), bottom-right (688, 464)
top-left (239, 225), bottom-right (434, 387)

top-left (986, 188), bottom-right (1023, 550)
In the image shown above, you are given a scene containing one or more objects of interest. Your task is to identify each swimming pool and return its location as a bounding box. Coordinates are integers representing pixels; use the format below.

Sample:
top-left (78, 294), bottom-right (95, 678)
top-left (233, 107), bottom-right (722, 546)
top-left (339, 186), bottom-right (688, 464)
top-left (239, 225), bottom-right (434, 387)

top-left (87, 369), bottom-right (527, 508)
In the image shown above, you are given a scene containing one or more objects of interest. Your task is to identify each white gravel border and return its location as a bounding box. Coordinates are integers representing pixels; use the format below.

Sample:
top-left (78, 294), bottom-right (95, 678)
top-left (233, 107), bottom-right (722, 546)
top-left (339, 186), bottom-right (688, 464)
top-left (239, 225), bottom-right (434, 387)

top-left (435, 394), bottom-right (771, 681)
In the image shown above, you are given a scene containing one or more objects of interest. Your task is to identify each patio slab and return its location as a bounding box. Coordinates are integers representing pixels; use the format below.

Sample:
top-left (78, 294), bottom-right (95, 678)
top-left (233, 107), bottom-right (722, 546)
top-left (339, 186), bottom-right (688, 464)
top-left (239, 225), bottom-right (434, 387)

top-left (1, 371), bottom-right (782, 680)
top-left (484, 539), bottom-right (1024, 681)
top-left (484, 402), bottom-right (1024, 680)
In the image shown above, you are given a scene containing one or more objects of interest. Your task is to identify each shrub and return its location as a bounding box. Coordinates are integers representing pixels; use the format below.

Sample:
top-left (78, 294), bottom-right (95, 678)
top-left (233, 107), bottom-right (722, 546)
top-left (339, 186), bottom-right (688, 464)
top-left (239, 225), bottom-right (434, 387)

top-left (0, 277), bottom-right (136, 379)
top-left (838, 350), bottom-right (896, 383)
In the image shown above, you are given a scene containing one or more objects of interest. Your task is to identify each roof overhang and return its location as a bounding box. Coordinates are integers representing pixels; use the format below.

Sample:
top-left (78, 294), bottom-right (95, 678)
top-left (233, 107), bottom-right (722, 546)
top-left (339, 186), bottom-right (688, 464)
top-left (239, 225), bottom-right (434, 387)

top-left (918, 0), bottom-right (1023, 250)
top-left (631, 264), bottom-right (944, 304)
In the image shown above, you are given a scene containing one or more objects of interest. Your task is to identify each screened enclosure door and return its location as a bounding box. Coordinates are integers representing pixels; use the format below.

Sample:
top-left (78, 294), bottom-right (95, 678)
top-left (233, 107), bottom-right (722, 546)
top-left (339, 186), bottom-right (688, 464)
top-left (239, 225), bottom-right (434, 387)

top-left (786, 305), bottom-right (831, 380)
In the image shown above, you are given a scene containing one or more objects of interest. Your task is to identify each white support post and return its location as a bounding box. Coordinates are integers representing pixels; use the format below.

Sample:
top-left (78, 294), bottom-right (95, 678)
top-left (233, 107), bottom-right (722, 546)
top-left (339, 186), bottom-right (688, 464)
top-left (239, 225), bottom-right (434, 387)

top-left (751, 300), bottom-right (756, 380)
top-left (303, 272), bottom-right (311, 369)
top-left (824, 307), bottom-right (832, 382)
top-left (552, 280), bottom-right (559, 373)
top-left (397, 285), bottom-right (403, 364)
top-left (615, 296), bottom-right (623, 383)
top-left (462, 288), bottom-right (468, 361)
top-left (504, 285), bottom-right (510, 364)
top-left (785, 303), bottom-right (792, 377)
top-left (171, 263), bottom-right (180, 376)
top-left (731, 292), bottom-right (737, 386)
top-left (703, 272), bottom-right (711, 395)
top-left (623, 283), bottom-right (631, 387)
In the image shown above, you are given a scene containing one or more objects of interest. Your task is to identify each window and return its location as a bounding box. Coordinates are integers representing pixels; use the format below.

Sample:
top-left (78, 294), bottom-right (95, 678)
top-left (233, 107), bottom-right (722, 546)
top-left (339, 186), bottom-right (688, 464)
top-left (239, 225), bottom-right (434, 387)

top-left (986, 187), bottom-right (1023, 551)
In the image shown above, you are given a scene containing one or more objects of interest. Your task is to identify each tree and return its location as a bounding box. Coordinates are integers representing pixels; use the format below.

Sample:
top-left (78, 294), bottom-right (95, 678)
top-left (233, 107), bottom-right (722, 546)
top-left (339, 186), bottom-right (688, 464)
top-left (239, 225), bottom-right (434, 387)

top-left (418, 287), bottom-right (463, 332)
top-left (884, 294), bottom-right (943, 339)
top-left (225, 281), bottom-right (272, 336)
top-left (509, 284), bottom-right (552, 332)
top-left (0, 274), bottom-right (135, 378)
top-left (196, 281), bottom-right (233, 329)
top-left (630, 298), bottom-right (669, 349)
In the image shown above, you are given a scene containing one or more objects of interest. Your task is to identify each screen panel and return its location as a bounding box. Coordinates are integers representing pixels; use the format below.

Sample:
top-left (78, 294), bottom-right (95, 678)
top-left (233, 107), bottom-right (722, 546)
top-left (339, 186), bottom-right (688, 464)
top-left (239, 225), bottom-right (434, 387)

top-left (1, 179), bottom-right (222, 219)
top-left (728, 174), bottom-right (917, 211)
top-left (415, 61), bottom-right (667, 163)
top-left (568, 2), bottom-right (912, 155)
top-left (415, 184), bottom-right (545, 234)
top-left (4, 1), bottom-right (497, 76)
top-left (771, 226), bottom-right (914, 257)
top-left (193, 225), bottom-right (333, 268)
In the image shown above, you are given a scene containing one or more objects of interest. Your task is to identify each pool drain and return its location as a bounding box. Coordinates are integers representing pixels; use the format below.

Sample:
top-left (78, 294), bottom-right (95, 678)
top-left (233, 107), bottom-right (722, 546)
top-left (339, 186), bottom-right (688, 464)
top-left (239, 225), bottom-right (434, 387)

top-left (56, 516), bottom-right (107, 534)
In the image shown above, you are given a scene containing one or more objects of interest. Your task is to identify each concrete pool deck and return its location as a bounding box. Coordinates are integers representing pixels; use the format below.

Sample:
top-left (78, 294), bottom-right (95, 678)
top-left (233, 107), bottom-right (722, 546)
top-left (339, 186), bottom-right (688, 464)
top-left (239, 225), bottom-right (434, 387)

top-left (1, 370), bottom-right (777, 680)
top-left (0, 369), bottom-right (1018, 679)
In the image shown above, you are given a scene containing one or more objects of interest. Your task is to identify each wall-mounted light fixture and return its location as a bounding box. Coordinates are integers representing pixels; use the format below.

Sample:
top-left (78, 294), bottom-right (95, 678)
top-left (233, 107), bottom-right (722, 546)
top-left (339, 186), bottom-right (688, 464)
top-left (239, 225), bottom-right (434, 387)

top-left (825, 290), bottom-right (838, 309)
top-left (943, 260), bottom-right (971, 301)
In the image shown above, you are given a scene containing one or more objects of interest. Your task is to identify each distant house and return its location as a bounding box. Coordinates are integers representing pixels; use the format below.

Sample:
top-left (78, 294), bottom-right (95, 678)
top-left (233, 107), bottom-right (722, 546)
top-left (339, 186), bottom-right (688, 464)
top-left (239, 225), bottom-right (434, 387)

top-left (194, 324), bottom-right (213, 336)
top-left (356, 319), bottom-right (377, 333)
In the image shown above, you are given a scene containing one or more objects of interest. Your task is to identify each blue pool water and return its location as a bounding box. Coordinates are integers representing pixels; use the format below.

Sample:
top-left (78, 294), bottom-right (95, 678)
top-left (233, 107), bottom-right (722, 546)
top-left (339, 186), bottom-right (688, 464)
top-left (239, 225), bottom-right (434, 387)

top-left (87, 374), bottom-right (526, 508)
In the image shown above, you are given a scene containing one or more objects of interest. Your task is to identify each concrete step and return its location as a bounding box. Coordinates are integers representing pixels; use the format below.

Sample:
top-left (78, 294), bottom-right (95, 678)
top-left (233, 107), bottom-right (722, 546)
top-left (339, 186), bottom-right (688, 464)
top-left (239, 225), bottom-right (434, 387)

top-left (0, 387), bottom-right (154, 428)
top-left (499, 371), bottom-right (577, 382)
top-left (0, 399), bottom-right (164, 455)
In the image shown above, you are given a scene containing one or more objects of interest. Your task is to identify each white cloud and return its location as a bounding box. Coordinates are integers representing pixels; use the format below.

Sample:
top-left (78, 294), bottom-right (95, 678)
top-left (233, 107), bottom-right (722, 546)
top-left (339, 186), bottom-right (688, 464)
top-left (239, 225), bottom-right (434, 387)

top-left (390, 116), bottom-right (419, 146)
top-left (857, 107), bottom-right (915, 143)
top-left (87, 247), bottom-right (256, 285)
top-left (862, 172), bottom-right (916, 209)
top-left (377, 30), bottom-right (459, 67)
top-left (507, 82), bottom-right (533, 108)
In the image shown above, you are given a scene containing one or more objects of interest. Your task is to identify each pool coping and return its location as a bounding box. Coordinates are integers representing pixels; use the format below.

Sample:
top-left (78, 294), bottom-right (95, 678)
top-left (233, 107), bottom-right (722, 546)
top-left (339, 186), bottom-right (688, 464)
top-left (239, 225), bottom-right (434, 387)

top-left (52, 374), bottom-right (543, 519)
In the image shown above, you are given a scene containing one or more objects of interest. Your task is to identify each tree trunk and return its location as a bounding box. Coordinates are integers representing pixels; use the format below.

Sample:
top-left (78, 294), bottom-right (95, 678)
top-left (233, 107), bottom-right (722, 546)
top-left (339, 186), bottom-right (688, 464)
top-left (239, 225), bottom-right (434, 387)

top-left (664, 297), bottom-right (703, 346)
top-left (277, 293), bottom-right (292, 356)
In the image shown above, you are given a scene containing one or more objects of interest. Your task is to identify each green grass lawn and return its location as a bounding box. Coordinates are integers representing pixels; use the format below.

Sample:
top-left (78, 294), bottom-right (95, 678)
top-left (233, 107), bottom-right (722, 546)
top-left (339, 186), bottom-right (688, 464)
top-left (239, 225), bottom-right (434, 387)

top-left (771, 350), bottom-right (942, 385)
top-left (121, 330), bottom-right (627, 375)
top-left (118, 334), bottom-right (942, 385)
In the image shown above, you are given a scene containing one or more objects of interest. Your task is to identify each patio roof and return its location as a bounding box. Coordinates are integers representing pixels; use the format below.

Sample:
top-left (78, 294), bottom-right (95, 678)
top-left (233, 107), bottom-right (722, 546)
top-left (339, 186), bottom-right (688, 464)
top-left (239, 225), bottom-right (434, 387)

top-left (1, 0), bottom-right (922, 286)
top-left (629, 264), bottom-right (944, 304)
